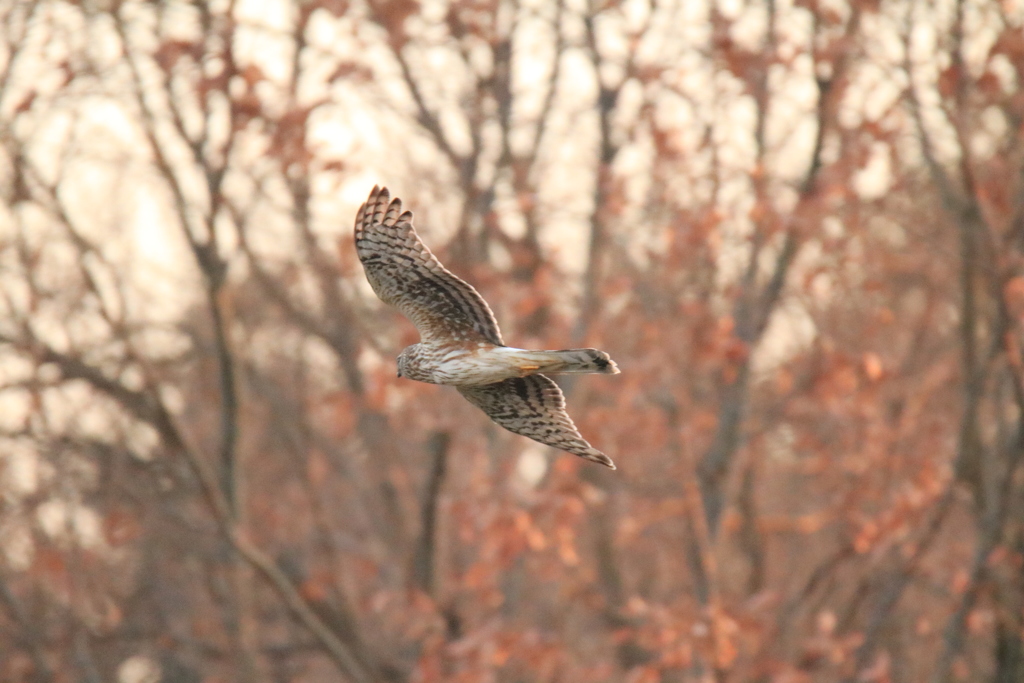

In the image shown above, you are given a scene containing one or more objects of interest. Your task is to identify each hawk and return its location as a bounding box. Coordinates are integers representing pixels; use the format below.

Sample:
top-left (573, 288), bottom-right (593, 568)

top-left (354, 186), bottom-right (620, 469)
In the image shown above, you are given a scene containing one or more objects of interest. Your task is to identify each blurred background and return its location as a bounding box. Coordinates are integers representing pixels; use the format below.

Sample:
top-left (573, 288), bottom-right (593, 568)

top-left (1, 0), bottom-right (1023, 681)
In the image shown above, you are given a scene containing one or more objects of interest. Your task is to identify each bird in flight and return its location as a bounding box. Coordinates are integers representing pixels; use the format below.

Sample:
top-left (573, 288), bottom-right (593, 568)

top-left (354, 186), bottom-right (620, 469)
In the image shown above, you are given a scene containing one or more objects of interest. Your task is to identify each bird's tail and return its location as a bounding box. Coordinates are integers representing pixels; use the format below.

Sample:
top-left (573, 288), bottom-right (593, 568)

top-left (516, 348), bottom-right (619, 376)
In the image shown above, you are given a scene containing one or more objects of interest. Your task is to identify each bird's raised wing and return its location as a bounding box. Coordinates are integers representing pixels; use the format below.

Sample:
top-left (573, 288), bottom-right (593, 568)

top-left (354, 186), bottom-right (504, 346)
top-left (458, 375), bottom-right (615, 468)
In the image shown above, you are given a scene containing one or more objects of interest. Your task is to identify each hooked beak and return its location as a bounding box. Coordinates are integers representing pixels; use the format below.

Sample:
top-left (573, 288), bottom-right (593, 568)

top-left (396, 368), bottom-right (403, 378)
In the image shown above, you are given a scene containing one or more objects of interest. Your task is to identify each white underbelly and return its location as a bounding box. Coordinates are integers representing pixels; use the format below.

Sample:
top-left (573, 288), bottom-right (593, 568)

top-left (429, 347), bottom-right (533, 386)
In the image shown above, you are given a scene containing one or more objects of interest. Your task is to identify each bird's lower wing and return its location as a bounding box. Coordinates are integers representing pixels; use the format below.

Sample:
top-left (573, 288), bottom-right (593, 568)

top-left (457, 375), bottom-right (615, 469)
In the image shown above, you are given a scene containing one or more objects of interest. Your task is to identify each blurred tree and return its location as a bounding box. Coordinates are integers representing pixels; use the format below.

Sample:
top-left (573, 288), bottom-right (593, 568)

top-left (1, 0), bottom-right (1023, 682)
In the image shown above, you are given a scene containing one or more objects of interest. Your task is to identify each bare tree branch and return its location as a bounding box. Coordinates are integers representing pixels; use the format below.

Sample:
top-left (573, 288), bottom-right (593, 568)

top-left (410, 431), bottom-right (449, 597)
top-left (0, 572), bottom-right (54, 683)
